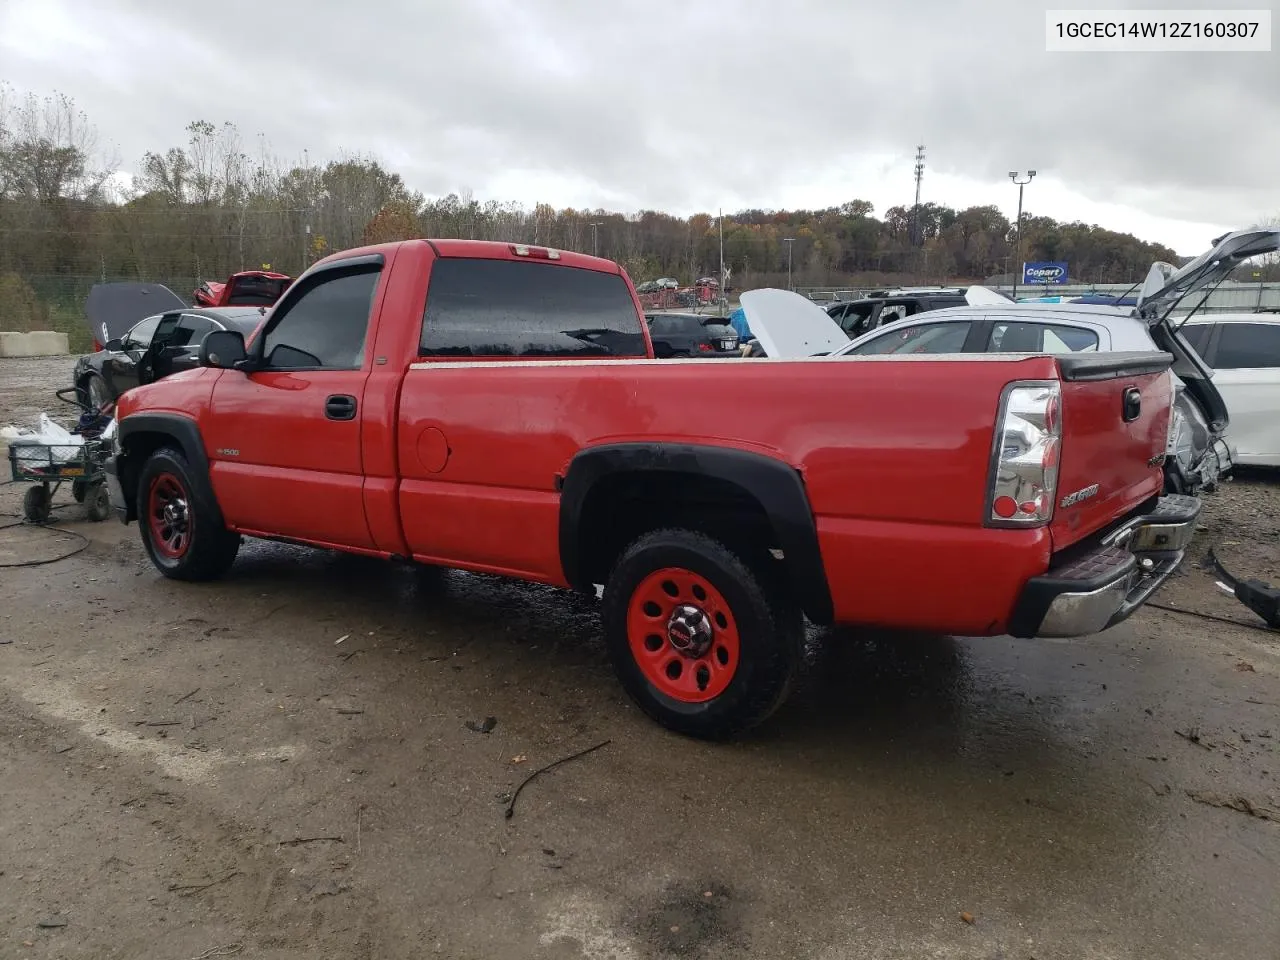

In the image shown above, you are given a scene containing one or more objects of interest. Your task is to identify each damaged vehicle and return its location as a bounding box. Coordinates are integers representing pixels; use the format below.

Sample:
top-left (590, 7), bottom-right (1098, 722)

top-left (740, 228), bottom-right (1280, 497)
top-left (193, 270), bottom-right (293, 308)
top-left (822, 285), bottom-right (1011, 338)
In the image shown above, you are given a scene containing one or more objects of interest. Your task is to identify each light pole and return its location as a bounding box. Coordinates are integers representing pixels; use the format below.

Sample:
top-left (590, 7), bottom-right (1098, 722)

top-left (783, 238), bottom-right (795, 290)
top-left (1008, 170), bottom-right (1036, 300)
top-left (589, 222), bottom-right (600, 257)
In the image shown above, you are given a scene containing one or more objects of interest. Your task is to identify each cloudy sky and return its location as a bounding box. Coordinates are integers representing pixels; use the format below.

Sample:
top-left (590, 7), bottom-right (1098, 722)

top-left (3, 0), bottom-right (1277, 255)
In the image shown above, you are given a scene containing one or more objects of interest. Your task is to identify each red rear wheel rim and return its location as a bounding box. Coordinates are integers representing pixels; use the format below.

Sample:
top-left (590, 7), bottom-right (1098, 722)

top-left (626, 567), bottom-right (740, 704)
top-left (147, 472), bottom-right (192, 560)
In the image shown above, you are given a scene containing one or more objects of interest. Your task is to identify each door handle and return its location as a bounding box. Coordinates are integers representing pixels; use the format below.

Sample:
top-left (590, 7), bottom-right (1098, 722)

top-left (1122, 386), bottom-right (1141, 422)
top-left (325, 394), bottom-right (357, 421)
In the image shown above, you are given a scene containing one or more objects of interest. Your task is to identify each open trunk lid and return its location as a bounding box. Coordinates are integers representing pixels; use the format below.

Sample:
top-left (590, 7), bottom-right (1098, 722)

top-left (1135, 227), bottom-right (1280, 437)
top-left (84, 281), bottom-right (187, 351)
top-left (1048, 352), bottom-right (1175, 551)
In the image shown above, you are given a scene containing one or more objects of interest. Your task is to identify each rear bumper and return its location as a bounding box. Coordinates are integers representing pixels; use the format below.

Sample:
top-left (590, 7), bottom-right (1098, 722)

top-left (1008, 494), bottom-right (1201, 638)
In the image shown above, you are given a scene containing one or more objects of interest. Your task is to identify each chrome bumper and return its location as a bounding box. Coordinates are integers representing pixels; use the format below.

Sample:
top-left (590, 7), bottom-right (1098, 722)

top-left (1009, 494), bottom-right (1201, 638)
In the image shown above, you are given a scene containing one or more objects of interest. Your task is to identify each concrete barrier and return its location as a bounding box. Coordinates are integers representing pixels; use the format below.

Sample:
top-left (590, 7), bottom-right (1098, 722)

top-left (0, 331), bottom-right (70, 357)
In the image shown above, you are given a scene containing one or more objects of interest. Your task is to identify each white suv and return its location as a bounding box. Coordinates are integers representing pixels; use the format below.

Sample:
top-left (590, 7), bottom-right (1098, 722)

top-left (1179, 312), bottom-right (1280, 467)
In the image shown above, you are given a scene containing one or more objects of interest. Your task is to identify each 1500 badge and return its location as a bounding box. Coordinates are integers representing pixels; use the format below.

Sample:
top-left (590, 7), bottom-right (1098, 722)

top-left (1060, 483), bottom-right (1100, 508)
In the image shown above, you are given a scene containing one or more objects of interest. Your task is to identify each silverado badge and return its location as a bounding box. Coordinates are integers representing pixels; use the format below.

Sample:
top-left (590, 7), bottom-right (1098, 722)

top-left (1060, 483), bottom-right (1100, 509)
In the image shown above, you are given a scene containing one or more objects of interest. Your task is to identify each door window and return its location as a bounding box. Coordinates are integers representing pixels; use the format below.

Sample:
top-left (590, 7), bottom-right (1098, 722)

top-left (260, 265), bottom-right (381, 370)
top-left (987, 321), bottom-right (1099, 353)
top-left (1211, 323), bottom-right (1280, 369)
top-left (171, 315), bottom-right (218, 348)
top-left (421, 258), bottom-right (648, 357)
top-left (1178, 322), bottom-right (1214, 358)
top-left (122, 315), bottom-right (163, 350)
top-left (849, 321), bottom-right (972, 355)
top-left (841, 303), bottom-right (877, 336)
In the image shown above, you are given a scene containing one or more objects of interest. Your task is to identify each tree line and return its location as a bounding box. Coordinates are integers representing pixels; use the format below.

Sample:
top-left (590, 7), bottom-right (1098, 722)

top-left (2, 84), bottom-right (1274, 345)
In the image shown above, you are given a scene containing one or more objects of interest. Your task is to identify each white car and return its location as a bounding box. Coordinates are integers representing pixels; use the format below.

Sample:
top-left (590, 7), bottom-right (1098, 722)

top-left (739, 228), bottom-right (1280, 495)
top-left (827, 303), bottom-right (1232, 495)
top-left (1180, 312), bottom-right (1280, 466)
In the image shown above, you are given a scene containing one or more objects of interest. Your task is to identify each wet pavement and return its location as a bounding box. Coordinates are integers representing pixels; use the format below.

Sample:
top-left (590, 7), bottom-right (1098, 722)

top-left (1, 357), bottom-right (1277, 958)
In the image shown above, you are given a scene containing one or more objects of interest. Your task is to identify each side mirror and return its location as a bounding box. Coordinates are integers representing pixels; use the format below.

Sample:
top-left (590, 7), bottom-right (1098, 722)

top-left (104, 338), bottom-right (124, 352)
top-left (199, 329), bottom-right (248, 369)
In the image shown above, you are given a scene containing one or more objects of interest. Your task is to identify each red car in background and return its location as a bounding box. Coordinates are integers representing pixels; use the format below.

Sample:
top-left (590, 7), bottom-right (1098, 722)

top-left (194, 270), bottom-right (293, 308)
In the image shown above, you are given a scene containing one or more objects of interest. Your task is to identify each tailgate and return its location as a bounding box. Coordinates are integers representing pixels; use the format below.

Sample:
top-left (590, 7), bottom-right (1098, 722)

top-left (1050, 352), bottom-right (1173, 551)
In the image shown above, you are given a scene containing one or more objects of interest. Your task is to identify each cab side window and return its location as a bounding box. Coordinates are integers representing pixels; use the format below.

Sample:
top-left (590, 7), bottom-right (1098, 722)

top-left (260, 265), bottom-right (381, 370)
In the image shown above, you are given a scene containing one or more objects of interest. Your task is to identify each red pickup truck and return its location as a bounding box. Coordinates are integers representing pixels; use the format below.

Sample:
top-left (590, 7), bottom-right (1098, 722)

top-left (105, 239), bottom-right (1201, 738)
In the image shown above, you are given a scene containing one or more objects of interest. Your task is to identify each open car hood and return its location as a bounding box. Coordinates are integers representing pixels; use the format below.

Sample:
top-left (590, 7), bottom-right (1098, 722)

top-left (739, 288), bottom-right (850, 357)
top-left (84, 282), bottom-right (188, 347)
top-left (1136, 227), bottom-right (1280, 322)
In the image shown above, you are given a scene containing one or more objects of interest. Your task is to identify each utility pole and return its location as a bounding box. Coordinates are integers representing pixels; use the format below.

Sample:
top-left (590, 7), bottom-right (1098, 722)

top-left (783, 238), bottom-right (795, 291)
top-left (1009, 170), bottom-right (1036, 300)
top-left (718, 209), bottom-right (725, 317)
top-left (912, 145), bottom-right (925, 247)
top-left (590, 222), bottom-right (600, 257)
top-left (912, 145), bottom-right (926, 281)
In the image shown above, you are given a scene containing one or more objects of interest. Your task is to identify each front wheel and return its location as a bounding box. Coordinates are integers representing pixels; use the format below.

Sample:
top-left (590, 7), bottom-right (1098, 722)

top-left (84, 374), bottom-right (111, 412)
top-left (601, 528), bottom-right (804, 740)
top-left (136, 447), bottom-right (239, 580)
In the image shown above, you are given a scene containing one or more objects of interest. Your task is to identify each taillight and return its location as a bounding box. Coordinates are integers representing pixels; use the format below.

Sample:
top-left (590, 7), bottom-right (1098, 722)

top-left (987, 381), bottom-right (1061, 527)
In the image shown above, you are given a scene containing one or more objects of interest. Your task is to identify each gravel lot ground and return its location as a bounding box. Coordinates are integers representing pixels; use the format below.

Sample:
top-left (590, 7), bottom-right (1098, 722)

top-left (1, 356), bottom-right (1277, 960)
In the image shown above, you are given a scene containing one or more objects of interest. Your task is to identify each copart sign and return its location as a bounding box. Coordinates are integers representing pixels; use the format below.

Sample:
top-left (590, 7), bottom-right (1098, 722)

top-left (1023, 261), bottom-right (1069, 285)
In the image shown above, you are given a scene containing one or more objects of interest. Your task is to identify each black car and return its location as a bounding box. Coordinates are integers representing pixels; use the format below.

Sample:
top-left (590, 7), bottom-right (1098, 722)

top-left (73, 307), bottom-right (267, 407)
top-left (644, 312), bottom-right (740, 357)
top-left (823, 290), bottom-right (970, 339)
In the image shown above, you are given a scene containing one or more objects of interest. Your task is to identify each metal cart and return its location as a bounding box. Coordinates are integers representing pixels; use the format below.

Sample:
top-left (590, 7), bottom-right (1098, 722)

top-left (7, 387), bottom-right (113, 524)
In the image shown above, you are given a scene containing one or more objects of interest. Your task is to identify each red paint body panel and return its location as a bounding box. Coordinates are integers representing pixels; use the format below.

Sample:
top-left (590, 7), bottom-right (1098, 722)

top-left (114, 238), bottom-right (1176, 640)
top-left (1050, 376), bottom-right (1169, 550)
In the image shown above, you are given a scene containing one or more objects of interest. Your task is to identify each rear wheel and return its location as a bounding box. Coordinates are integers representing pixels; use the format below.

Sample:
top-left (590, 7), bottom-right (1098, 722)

top-left (601, 528), bottom-right (803, 739)
top-left (137, 447), bottom-right (239, 580)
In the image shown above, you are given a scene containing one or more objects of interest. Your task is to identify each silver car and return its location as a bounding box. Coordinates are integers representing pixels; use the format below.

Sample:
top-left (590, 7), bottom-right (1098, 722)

top-left (829, 303), bottom-right (1231, 495)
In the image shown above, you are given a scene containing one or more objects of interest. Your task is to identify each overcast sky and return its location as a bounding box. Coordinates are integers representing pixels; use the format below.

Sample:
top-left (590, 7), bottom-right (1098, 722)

top-left (3, 0), bottom-right (1277, 255)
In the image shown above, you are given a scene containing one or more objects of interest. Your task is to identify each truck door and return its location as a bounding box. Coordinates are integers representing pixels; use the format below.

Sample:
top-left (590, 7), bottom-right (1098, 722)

top-left (206, 260), bottom-right (383, 549)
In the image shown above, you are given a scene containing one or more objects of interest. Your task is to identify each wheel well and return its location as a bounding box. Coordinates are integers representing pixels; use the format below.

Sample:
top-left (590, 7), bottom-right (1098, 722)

top-left (118, 431), bottom-right (182, 521)
top-left (574, 471), bottom-right (778, 587)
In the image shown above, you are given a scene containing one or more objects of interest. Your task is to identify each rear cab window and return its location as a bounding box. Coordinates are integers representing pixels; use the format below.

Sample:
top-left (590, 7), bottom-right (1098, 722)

top-left (420, 259), bottom-right (647, 357)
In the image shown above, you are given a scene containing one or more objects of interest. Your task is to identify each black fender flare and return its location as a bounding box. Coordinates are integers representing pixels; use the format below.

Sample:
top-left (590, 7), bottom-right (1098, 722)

top-left (558, 442), bottom-right (834, 625)
top-left (115, 413), bottom-right (223, 526)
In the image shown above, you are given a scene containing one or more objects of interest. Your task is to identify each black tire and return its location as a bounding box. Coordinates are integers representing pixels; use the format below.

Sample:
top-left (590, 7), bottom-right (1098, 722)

top-left (1163, 463), bottom-right (1186, 495)
top-left (136, 446), bottom-right (239, 580)
top-left (72, 479), bottom-right (88, 503)
top-left (22, 485), bottom-right (51, 524)
top-left (601, 528), bottom-right (804, 740)
top-left (86, 483), bottom-right (111, 522)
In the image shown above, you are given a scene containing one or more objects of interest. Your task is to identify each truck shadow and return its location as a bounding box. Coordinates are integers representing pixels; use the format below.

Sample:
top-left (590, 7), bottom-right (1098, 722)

top-left (230, 546), bottom-right (1064, 764)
